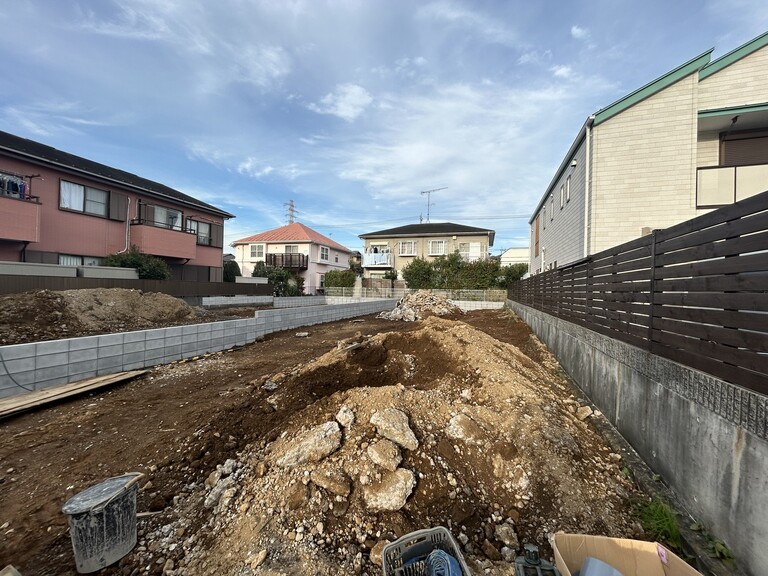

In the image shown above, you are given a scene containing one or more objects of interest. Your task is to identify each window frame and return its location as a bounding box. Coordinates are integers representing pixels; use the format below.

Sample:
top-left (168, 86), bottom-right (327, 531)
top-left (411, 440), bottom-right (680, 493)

top-left (250, 244), bottom-right (264, 259)
top-left (187, 219), bottom-right (212, 246)
top-left (320, 246), bottom-right (329, 261)
top-left (284, 245), bottom-right (299, 254)
top-left (59, 180), bottom-right (110, 218)
top-left (566, 176), bottom-right (571, 202)
top-left (399, 241), bottom-right (417, 256)
top-left (550, 198), bottom-right (554, 220)
top-left (428, 239), bottom-right (446, 256)
top-left (560, 185), bottom-right (565, 209)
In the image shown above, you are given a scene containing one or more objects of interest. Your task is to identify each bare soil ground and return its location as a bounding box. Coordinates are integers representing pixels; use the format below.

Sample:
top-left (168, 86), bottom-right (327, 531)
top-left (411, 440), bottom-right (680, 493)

top-left (0, 290), bottom-right (644, 575)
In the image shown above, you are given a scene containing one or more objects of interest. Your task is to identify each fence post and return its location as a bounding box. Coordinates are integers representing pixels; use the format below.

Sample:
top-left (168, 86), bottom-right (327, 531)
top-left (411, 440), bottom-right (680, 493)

top-left (646, 230), bottom-right (658, 350)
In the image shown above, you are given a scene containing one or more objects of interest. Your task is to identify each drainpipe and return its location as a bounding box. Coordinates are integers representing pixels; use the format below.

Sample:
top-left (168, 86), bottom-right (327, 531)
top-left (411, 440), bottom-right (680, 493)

top-left (583, 115), bottom-right (595, 259)
top-left (20, 241), bottom-right (29, 262)
top-left (117, 197), bottom-right (132, 254)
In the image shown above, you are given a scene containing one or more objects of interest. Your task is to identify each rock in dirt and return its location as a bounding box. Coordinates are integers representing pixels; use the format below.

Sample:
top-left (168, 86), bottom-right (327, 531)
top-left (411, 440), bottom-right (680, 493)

top-left (310, 465), bottom-right (352, 497)
top-left (335, 405), bottom-right (356, 428)
top-left (274, 421), bottom-right (342, 467)
top-left (366, 439), bottom-right (402, 471)
top-left (446, 413), bottom-right (486, 444)
top-left (362, 468), bottom-right (416, 511)
top-left (370, 408), bottom-right (419, 450)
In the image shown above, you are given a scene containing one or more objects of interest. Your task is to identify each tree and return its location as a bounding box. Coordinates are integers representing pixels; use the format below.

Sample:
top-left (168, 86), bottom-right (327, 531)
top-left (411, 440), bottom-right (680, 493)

top-left (103, 245), bottom-right (171, 280)
top-left (496, 263), bottom-right (528, 288)
top-left (401, 258), bottom-right (434, 289)
top-left (431, 252), bottom-right (464, 289)
top-left (223, 260), bottom-right (241, 282)
top-left (253, 263), bottom-right (304, 296)
top-left (324, 269), bottom-right (356, 288)
top-left (460, 258), bottom-right (500, 289)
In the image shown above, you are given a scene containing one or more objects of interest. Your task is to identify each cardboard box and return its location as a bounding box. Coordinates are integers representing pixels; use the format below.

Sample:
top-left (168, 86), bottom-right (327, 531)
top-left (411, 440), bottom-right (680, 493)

top-left (552, 533), bottom-right (702, 576)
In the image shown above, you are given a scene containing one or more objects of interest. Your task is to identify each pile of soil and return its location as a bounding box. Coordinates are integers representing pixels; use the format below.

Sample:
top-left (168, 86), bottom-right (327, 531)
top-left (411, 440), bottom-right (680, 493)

top-left (0, 300), bottom-right (645, 576)
top-left (0, 289), bottom-right (259, 345)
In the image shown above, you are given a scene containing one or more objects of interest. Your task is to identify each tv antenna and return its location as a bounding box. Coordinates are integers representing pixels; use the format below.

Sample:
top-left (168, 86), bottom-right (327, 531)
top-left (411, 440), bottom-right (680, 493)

top-left (420, 187), bottom-right (447, 223)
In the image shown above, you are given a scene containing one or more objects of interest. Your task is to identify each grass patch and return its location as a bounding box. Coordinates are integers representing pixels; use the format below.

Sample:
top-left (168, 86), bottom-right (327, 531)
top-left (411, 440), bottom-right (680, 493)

top-left (636, 497), bottom-right (682, 550)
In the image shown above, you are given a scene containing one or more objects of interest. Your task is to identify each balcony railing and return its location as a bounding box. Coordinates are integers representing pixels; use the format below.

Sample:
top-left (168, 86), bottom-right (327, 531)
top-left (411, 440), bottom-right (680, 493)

top-left (0, 194), bottom-right (41, 242)
top-left (266, 253), bottom-right (309, 269)
top-left (130, 219), bottom-right (197, 259)
top-left (362, 252), bottom-right (393, 267)
top-left (697, 163), bottom-right (768, 207)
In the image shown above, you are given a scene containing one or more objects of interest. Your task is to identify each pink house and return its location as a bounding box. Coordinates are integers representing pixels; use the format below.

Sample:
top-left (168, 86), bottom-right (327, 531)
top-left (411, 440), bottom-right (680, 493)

top-left (231, 222), bottom-right (353, 294)
top-left (0, 130), bottom-right (233, 281)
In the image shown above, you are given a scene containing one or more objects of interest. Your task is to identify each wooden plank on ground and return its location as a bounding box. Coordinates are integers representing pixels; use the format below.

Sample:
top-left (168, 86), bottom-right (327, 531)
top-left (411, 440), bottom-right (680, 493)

top-left (0, 370), bottom-right (148, 420)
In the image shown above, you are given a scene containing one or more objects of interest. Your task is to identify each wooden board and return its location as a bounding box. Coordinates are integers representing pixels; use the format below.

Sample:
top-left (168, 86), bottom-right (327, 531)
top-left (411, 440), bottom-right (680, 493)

top-left (0, 370), bottom-right (148, 420)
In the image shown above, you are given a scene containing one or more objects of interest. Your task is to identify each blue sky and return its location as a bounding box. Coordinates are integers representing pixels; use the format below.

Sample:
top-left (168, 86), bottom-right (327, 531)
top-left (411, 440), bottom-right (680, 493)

top-left (2, 1), bottom-right (767, 255)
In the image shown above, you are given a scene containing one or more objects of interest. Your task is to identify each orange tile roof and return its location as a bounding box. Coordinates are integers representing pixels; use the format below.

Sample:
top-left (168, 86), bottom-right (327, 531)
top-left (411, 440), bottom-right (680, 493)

top-left (232, 222), bottom-right (352, 253)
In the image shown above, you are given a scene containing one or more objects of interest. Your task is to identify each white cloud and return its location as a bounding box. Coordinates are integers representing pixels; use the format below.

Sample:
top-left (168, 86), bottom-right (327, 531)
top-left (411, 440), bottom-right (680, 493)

top-left (418, 1), bottom-right (520, 47)
top-left (551, 65), bottom-right (574, 79)
top-left (518, 50), bottom-right (552, 65)
top-left (237, 159), bottom-right (275, 178)
top-left (308, 84), bottom-right (373, 122)
top-left (571, 25), bottom-right (590, 40)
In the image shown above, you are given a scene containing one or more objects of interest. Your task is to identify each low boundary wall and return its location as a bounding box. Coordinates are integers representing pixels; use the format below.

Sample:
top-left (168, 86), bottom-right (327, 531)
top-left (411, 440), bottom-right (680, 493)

top-left (0, 299), bottom-right (397, 401)
top-left (508, 300), bottom-right (767, 576)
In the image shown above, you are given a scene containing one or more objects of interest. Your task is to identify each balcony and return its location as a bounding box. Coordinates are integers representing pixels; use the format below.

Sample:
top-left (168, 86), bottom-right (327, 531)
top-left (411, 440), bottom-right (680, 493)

top-left (266, 253), bottom-right (309, 270)
top-left (0, 194), bottom-right (41, 242)
top-left (130, 221), bottom-right (197, 259)
top-left (362, 252), bottom-right (393, 268)
top-left (697, 164), bottom-right (768, 207)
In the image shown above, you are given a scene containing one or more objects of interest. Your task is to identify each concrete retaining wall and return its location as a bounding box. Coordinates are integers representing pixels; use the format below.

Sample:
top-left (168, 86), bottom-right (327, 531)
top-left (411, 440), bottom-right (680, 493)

top-left (201, 295), bottom-right (274, 307)
top-left (508, 301), bottom-right (768, 576)
top-left (0, 299), bottom-right (397, 401)
top-left (453, 300), bottom-right (505, 311)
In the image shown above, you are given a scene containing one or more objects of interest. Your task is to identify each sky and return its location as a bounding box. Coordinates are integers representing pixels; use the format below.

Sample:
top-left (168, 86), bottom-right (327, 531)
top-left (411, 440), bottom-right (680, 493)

top-left (1, 1), bottom-right (767, 255)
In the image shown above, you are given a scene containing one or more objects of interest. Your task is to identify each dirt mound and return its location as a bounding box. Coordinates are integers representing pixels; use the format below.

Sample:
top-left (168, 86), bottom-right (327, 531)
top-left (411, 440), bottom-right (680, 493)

top-left (378, 290), bottom-right (463, 321)
top-left (138, 316), bottom-right (639, 575)
top-left (0, 288), bottom-right (255, 345)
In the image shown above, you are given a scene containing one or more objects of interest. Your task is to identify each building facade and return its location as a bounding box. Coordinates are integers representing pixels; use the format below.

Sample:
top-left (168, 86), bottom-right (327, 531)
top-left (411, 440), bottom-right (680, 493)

top-left (359, 223), bottom-right (495, 279)
top-left (0, 130), bottom-right (233, 281)
top-left (529, 31), bottom-right (768, 273)
top-left (231, 222), bottom-right (352, 294)
top-left (499, 247), bottom-right (529, 267)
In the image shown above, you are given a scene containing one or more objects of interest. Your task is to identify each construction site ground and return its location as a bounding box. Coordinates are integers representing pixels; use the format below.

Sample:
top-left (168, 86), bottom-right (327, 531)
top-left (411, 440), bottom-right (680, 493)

top-left (0, 291), bottom-right (647, 576)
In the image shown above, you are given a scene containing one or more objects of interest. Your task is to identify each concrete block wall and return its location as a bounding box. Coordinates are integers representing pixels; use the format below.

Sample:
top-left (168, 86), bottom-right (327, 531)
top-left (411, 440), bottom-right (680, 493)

top-left (201, 295), bottom-right (274, 307)
top-left (0, 299), bottom-right (397, 401)
top-left (273, 296), bottom-right (327, 308)
top-left (452, 300), bottom-right (505, 311)
top-left (508, 300), bottom-right (767, 576)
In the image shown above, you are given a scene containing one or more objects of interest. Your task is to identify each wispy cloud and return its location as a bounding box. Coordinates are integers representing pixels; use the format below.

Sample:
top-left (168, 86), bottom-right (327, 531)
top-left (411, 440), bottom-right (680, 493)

top-left (308, 84), bottom-right (373, 122)
top-left (551, 65), bottom-right (574, 79)
top-left (417, 1), bottom-right (520, 47)
top-left (571, 25), bottom-right (590, 40)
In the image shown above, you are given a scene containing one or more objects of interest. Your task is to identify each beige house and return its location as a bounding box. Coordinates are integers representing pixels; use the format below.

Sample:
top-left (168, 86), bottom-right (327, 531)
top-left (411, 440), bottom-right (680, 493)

top-left (359, 222), bottom-right (495, 279)
top-left (500, 247), bottom-right (529, 267)
top-left (530, 31), bottom-right (768, 273)
top-left (231, 222), bottom-right (352, 294)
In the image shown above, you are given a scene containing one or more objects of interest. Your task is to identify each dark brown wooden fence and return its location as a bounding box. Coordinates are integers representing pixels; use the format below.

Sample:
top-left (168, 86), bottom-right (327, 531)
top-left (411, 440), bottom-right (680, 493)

top-left (0, 276), bottom-right (272, 298)
top-left (509, 190), bottom-right (768, 395)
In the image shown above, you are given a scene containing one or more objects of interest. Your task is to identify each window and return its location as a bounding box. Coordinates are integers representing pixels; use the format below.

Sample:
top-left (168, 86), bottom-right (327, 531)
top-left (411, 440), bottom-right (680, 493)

top-left (59, 254), bottom-right (82, 266)
top-left (550, 198), bottom-right (554, 220)
top-left (188, 219), bottom-right (211, 245)
top-left (542, 206), bottom-right (546, 229)
top-left (320, 246), bottom-right (329, 261)
top-left (534, 216), bottom-right (540, 257)
top-left (335, 255), bottom-right (339, 263)
top-left (399, 241), bottom-right (416, 255)
top-left (285, 245), bottom-right (299, 253)
top-left (560, 185), bottom-right (564, 209)
top-left (251, 244), bottom-right (264, 259)
top-left (154, 206), bottom-right (182, 230)
top-left (458, 242), bottom-right (469, 260)
top-left (60, 180), bottom-right (109, 217)
top-left (320, 274), bottom-right (325, 288)
top-left (566, 176), bottom-right (571, 202)
top-left (428, 240), bottom-right (446, 256)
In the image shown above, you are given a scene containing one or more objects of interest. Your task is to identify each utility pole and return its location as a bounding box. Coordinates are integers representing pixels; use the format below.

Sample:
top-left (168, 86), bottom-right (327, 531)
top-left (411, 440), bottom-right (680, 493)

top-left (284, 200), bottom-right (297, 224)
top-left (420, 187), bottom-right (447, 223)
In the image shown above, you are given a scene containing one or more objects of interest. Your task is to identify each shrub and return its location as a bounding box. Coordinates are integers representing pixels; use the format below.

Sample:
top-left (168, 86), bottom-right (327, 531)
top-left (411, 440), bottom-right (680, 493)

top-left (103, 245), bottom-right (171, 280)
top-left (253, 263), bottom-right (304, 297)
top-left (496, 263), bottom-right (528, 288)
top-left (223, 260), bottom-right (241, 282)
top-left (401, 258), bottom-right (434, 289)
top-left (324, 269), bottom-right (356, 288)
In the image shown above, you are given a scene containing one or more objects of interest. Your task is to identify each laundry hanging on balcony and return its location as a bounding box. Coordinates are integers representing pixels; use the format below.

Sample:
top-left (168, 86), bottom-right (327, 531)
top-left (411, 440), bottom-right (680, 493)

top-left (0, 174), bottom-right (26, 199)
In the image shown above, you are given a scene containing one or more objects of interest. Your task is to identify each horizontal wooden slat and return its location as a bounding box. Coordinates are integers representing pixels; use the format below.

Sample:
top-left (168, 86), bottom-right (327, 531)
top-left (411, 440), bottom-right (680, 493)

top-left (653, 317), bottom-right (768, 352)
top-left (655, 252), bottom-right (767, 279)
top-left (656, 209), bottom-right (768, 254)
top-left (655, 273), bottom-right (768, 292)
top-left (655, 229), bottom-right (768, 267)
top-left (656, 306), bottom-right (768, 332)
top-left (652, 330), bottom-right (767, 373)
top-left (653, 292), bottom-right (768, 311)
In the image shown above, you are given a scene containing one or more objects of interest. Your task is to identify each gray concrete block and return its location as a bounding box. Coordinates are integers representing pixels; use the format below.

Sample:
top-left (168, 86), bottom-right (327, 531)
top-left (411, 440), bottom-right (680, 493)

top-left (0, 342), bottom-right (37, 360)
top-left (35, 351), bottom-right (70, 370)
top-left (68, 359), bottom-right (98, 377)
top-left (97, 333), bottom-right (124, 347)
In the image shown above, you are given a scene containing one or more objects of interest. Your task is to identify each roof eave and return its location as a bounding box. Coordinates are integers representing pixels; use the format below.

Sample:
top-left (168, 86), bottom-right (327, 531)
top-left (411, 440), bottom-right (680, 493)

top-left (700, 30), bottom-right (768, 80)
top-left (593, 49), bottom-right (713, 126)
top-left (0, 145), bottom-right (235, 219)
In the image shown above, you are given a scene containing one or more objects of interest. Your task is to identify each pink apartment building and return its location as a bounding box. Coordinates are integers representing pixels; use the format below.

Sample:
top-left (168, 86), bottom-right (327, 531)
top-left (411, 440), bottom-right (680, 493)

top-left (0, 130), bottom-right (233, 281)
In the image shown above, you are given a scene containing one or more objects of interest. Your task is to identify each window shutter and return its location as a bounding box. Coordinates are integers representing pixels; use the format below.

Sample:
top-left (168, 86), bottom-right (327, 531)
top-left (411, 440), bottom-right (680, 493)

top-left (722, 135), bottom-right (768, 166)
top-left (210, 223), bottom-right (224, 248)
top-left (109, 192), bottom-right (128, 221)
top-left (139, 203), bottom-right (155, 224)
